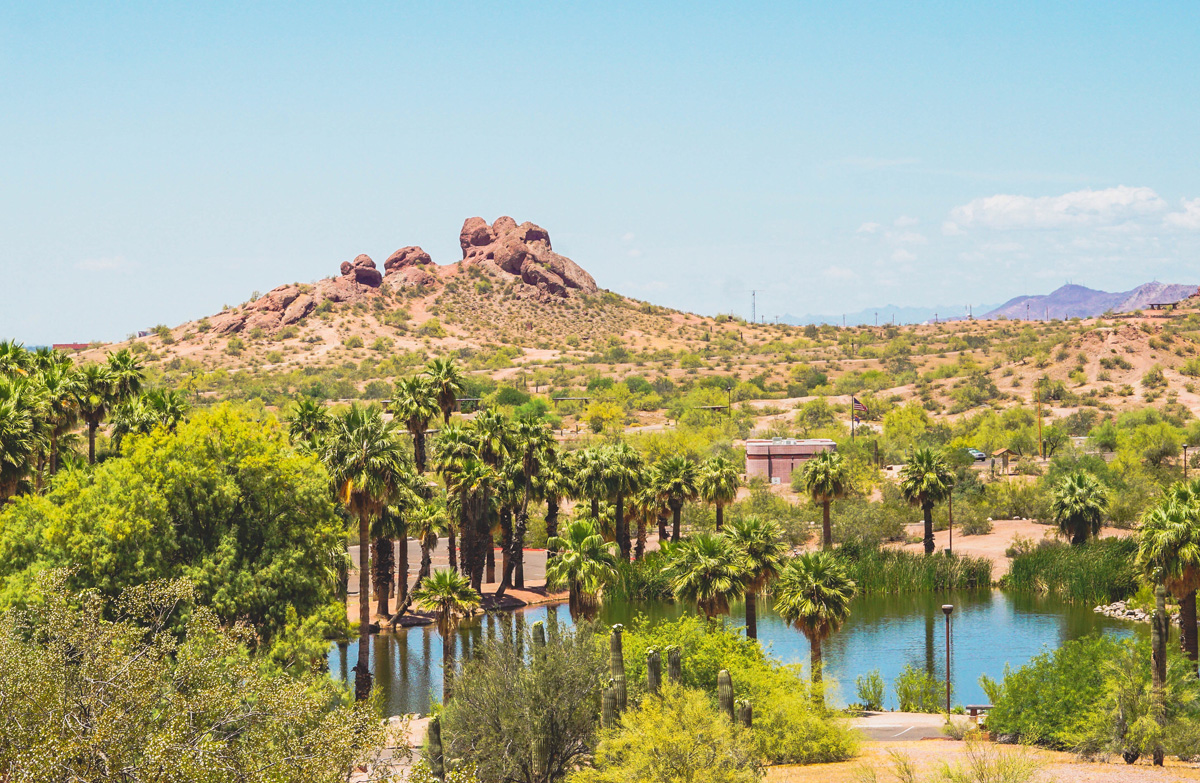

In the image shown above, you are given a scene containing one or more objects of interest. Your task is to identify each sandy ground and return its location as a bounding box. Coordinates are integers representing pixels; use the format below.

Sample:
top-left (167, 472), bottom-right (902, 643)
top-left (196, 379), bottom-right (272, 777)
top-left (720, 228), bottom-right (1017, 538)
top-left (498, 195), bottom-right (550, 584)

top-left (766, 740), bottom-right (1200, 783)
top-left (895, 519), bottom-right (1134, 578)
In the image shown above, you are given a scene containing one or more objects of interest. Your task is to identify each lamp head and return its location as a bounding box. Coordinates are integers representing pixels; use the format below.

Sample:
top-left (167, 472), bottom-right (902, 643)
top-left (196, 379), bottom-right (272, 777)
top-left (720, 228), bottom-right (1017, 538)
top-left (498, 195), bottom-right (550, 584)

top-left (941, 604), bottom-right (954, 617)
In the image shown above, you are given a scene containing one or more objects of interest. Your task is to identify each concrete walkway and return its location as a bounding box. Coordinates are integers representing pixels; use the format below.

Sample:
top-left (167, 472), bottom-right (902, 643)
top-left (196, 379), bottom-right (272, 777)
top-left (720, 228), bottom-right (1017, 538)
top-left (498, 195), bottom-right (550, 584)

top-left (851, 711), bottom-right (952, 741)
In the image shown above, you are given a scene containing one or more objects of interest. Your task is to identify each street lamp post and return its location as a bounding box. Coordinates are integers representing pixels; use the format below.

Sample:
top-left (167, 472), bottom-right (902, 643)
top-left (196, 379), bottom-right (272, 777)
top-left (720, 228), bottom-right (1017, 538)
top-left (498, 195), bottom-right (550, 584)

top-left (941, 604), bottom-right (954, 716)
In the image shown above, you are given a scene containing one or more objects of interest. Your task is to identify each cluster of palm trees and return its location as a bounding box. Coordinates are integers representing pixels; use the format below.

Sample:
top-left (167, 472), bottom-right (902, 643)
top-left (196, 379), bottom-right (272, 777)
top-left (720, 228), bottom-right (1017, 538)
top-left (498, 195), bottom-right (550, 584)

top-left (0, 341), bottom-right (161, 504)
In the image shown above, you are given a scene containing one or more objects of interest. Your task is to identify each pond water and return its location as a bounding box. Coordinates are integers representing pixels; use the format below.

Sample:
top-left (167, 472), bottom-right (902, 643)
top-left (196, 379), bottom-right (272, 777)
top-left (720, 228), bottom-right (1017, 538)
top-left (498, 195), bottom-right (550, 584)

top-left (328, 590), bottom-right (1141, 717)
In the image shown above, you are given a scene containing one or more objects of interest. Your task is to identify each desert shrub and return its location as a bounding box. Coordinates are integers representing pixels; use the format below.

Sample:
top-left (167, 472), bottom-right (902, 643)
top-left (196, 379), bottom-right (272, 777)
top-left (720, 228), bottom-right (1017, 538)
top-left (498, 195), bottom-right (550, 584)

top-left (860, 739), bottom-right (1044, 783)
top-left (570, 685), bottom-right (760, 783)
top-left (834, 542), bottom-right (992, 594)
top-left (1001, 537), bottom-right (1138, 604)
top-left (225, 336), bottom-right (245, 355)
top-left (958, 512), bottom-right (993, 536)
top-left (984, 480), bottom-right (1050, 522)
top-left (830, 494), bottom-right (908, 546)
top-left (406, 762), bottom-right (480, 783)
top-left (442, 622), bottom-right (605, 783)
top-left (342, 335), bottom-right (363, 349)
top-left (855, 670), bottom-right (885, 712)
top-left (895, 664), bottom-right (943, 713)
top-left (418, 318), bottom-right (447, 338)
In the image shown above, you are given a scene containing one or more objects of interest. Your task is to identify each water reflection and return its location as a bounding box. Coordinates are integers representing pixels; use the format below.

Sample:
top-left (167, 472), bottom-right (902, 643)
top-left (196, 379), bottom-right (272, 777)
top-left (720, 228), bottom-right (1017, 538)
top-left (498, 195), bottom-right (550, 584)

top-left (329, 589), bottom-right (1141, 717)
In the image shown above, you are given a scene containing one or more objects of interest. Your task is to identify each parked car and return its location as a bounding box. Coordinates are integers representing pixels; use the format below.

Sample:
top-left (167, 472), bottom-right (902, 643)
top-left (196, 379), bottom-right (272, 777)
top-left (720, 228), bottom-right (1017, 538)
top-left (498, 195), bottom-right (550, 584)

top-left (966, 447), bottom-right (987, 462)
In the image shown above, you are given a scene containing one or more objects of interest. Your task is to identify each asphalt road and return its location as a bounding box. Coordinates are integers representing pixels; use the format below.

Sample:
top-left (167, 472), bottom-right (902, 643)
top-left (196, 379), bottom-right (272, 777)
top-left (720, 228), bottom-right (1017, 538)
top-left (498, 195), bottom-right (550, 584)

top-left (852, 712), bottom-right (951, 741)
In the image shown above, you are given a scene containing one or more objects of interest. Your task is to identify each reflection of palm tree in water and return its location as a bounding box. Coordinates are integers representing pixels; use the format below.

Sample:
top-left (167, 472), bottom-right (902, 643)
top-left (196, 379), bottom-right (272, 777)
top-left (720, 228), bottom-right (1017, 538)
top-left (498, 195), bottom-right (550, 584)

top-left (924, 607), bottom-right (936, 677)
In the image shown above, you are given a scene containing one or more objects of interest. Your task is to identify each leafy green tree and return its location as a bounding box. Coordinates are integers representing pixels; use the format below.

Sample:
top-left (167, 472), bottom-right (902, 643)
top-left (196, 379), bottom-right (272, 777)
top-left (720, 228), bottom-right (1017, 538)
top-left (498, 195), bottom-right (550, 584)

top-left (651, 455), bottom-right (699, 542)
top-left (0, 405), bottom-right (346, 671)
top-left (442, 622), bottom-right (604, 783)
top-left (724, 516), bottom-right (786, 639)
top-left (698, 454), bottom-right (741, 531)
top-left (799, 451), bottom-right (851, 550)
top-left (1050, 470), bottom-right (1108, 546)
top-left (426, 356), bottom-right (466, 425)
top-left (898, 447), bottom-right (955, 555)
top-left (662, 533), bottom-right (747, 620)
top-left (572, 685), bottom-right (761, 783)
top-left (110, 389), bottom-right (189, 449)
top-left (773, 551), bottom-right (856, 705)
top-left (546, 519), bottom-right (618, 621)
top-left (0, 575), bottom-right (389, 783)
top-left (323, 403), bottom-right (410, 699)
top-left (391, 375), bottom-right (439, 473)
top-left (412, 568), bottom-right (480, 701)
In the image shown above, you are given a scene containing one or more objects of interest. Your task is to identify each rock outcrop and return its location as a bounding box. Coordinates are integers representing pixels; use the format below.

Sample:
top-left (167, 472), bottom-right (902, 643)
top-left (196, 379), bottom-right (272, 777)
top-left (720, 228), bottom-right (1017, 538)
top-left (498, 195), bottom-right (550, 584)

top-left (458, 216), bottom-right (599, 297)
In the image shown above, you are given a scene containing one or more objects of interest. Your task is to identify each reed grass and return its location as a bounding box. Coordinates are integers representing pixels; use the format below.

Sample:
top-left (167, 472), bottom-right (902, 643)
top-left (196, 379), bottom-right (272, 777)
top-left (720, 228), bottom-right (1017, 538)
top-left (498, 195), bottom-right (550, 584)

top-left (835, 542), bottom-right (993, 594)
top-left (1001, 537), bottom-right (1138, 604)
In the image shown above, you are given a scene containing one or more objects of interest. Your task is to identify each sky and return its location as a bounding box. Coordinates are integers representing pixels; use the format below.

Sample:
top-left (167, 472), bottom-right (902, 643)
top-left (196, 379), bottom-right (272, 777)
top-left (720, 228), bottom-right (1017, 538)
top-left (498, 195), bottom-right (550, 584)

top-left (3, 2), bottom-right (1200, 341)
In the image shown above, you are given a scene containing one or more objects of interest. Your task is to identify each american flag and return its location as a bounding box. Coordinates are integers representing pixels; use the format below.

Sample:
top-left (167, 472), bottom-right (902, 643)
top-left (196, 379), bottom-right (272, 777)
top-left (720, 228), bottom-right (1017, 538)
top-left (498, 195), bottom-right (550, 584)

top-left (852, 397), bottom-right (868, 414)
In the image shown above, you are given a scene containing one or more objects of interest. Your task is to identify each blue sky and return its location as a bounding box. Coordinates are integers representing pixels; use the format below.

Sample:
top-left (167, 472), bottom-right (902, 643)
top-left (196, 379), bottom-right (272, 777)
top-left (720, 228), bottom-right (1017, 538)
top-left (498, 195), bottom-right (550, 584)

top-left (3, 2), bottom-right (1200, 341)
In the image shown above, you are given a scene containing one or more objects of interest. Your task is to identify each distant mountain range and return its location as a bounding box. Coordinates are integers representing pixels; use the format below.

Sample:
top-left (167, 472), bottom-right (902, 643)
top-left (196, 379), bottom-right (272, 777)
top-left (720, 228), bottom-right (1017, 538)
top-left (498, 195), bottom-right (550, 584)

top-left (782, 304), bottom-right (995, 327)
top-left (982, 282), bottom-right (1197, 320)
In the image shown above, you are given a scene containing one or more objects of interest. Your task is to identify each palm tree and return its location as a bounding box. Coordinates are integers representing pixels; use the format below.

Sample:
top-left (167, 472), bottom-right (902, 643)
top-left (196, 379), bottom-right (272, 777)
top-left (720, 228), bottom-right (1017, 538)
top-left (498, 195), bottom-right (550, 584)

top-left (36, 361), bottom-right (79, 475)
top-left (629, 484), bottom-right (667, 560)
top-left (0, 376), bottom-right (42, 503)
top-left (0, 340), bottom-right (30, 377)
top-left (1138, 498), bottom-right (1200, 668)
top-left (1050, 470), bottom-right (1108, 546)
top-left (651, 455), bottom-right (699, 541)
top-left (698, 455), bottom-right (741, 531)
top-left (412, 568), bottom-right (480, 702)
top-left (425, 357), bottom-right (465, 425)
top-left (800, 451), bottom-right (851, 550)
top-left (286, 398), bottom-right (332, 452)
top-left (389, 495), bottom-right (449, 624)
top-left (110, 389), bottom-right (189, 449)
top-left (606, 442), bottom-right (644, 562)
top-left (662, 533), bottom-right (748, 620)
top-left (74, 363), bottom-right (113, 465)
top-left (442, 455), bottom-right (496, 592)
top-left (546, 519), bottom-right (618, 621)
top-left (323, 403), bottom-right (410, 700)
top-left (536, 448), bottom-right (573, 557)
top-left (391, 375), bottom-right (438, 473)
top-left (572, 446), bottom-right (610, 520)
top-left (898, 448), bottom-right (955, 555)
top-left (497, 416), bottom-right (553, 596)
top-left (105, 349), bottom-right (144, 403)
top-left (774, 551), bottom-right (856, 706)
top-left (725, 516), bottom-right (787, 639)
top-left (433, 421), bottom-right (481, 576)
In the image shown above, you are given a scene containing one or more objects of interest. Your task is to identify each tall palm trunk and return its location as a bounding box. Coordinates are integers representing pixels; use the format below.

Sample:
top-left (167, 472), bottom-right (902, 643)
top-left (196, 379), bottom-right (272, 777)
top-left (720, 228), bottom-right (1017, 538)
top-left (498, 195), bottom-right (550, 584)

top-left (671, 503), bottom-right (682, 541)
top-left (635, 516), bottom-right (647, 560)
top-left (1181, 589), bottom-right (1198, 670)
top-left (808, 634), bottom-right (824, 707)
top-left (514, 511), bottom-right (527, 589)
top-left (745, 590), bottom-right (758, 639)
top-left (546, 496), bottom-right (560, 556)
top-left (396, 532), bottom-right (409, 606)
top-left (715, 502), bottom-right (724, 531)
top-left (615, 492), bottom-right (630, 562)
top-left (590, 497), bottom-right (599, 519)
top-left (373, 537), bottom-right (393, 618)
top-left (922, 501), bottom-right (935, 555)
top-left (486, 538), bottom-right (496, 584)
top-left (355, 512), bottom-right (372, 701)
top-left (447, 525), bottom-right (458, 572)
top-left (87, 419), bottom-right (98, 465)
top-left (413, 430), bottom-right (427, 474)
top-left (499, 508), bottom-right (512, 583)
top-left (822, 500), bottom-right (832, 550)
top-left (1152, 584), bottom-right (1168, 766)
top-left (389, 537), bottom-right (433, 626)
top-left (658, 513), bottom-right (668, 543)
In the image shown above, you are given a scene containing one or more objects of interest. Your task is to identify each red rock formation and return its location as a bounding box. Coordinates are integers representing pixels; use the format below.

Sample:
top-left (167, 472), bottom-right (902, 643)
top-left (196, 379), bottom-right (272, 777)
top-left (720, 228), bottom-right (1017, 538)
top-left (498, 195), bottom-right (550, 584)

top-left (384, 246), bottom-right (434, 272)
top-left (457, 216), bottom-right (598, 296)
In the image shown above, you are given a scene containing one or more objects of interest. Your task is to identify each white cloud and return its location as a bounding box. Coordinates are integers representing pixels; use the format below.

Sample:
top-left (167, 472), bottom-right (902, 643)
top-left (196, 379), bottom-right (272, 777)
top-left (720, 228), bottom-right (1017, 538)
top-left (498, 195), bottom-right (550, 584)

top-left (894, 215), bottom-right (919, 227)
top-left (75, 256), bottom-right (132, 272)
top-left (857, 222), bottom-right (882, 234)
top-left (891, 249), bottom-right (917, 262)
top-left (942, 221), bottom-right (965, 236)
top-left (949, 186), bottom-right (1167, 229)
top-left (1165, 198), bottom-right (1200, 230)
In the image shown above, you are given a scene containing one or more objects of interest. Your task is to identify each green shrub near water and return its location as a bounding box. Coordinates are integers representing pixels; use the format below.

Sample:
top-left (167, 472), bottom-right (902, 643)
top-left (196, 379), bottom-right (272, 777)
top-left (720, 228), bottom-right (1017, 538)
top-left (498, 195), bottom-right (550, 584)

top-left (855, 669), bottom-right (885, 711)
top-left (894, 664), bottom-right (944, 713)
top-left (1001, 537), bottom-right (1139, 604)
top-left (834, 542), bottom-right (993, 594)
top-left (608, 550), bottom-right (674, 603)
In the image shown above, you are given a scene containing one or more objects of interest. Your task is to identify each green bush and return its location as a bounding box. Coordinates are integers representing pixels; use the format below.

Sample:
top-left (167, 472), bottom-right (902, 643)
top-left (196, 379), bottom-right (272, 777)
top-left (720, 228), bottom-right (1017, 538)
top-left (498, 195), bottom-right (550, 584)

top-left (894, 664), bottom-right (943, 713)
top-left (608, 551), bottom-right (674, 603)
top-left (834, 542), bottom-right (992, 594)
top-left (417, 318), bottom-right (447, 338)
top-left (342, 335), bottom-right (363, 348)
top-left (855, 670), bottom-right (885, 712)
top-left (1001, 537), bottom-right (1139, 604)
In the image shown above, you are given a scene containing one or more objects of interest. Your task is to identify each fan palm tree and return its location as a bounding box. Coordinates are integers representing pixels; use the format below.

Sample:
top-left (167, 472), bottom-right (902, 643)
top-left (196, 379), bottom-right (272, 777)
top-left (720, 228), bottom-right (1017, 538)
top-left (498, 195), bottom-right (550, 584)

top-left (1050, 470), bottom-right (1108, 546)
top-left (651, 455), bottom-right (699, 541)
top-left (36, 361), bottom-right (79, 475)
top-left (1138, 498), bottom-right (1200, 668)
top-left (725, 516), bottom-right (787, 639)
top-left (74, 363), bottom-right (114, 465)
top-left (391, 375), bottom-right (438, 473)
top-left (441, 455), bottom-right (496, 591)
top-left (433, 421), bottom-right (481, 576)
top-left (536, 448), bottom-right (573, 557)
top-left (105, 348), bottom-right (144, 402)
top-left (898, 448), bottom-right (955, 555)
top-left (662, 533), bottom-right (748, 620)
top-left (285, 397), bottom-right (332, 452)
top-left (497, 415), bottom-right (554, 596)
top-left (629, 483), bottom-right (667, 560)
top-left (0, 340), bottom-right (31, 377)
top-left (0, 376), bottom-right (43, 503)
top-left (425, 357), bottom-right (465, 425)
top-left (698, 455), bottom-right (741, 531)
top-left (546, 519), bottom-right (618, 621)
top-left (606, 442), bottom-right (645, 562)
top-left (572, 446), bottom-right (610, 520)
top-left (323, 403), bottom-right (410, 700)
top-left (774, 551), bottom-right (856, 706)
top-left (412, 568), bottom-right (480, 702)
top-left (389, 495), bottom-right (450, 624)
top-left (111, 389), bottom-right (189, 450)
top-left (800, 451), bottom-right (851, 550)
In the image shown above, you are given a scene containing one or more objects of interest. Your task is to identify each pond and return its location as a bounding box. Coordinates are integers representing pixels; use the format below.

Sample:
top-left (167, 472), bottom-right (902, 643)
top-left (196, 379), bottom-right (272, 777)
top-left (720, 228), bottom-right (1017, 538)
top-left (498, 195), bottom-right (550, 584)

top-left (328, 589), bottom-right (1140, 717)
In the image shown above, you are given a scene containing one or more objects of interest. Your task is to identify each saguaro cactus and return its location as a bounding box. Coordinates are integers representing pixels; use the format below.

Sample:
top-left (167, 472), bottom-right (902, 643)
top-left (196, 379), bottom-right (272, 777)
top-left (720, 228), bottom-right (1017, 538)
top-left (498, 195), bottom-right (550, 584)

top-left (667, 645), bottom-right (682, 685)
top-left (532, 620), bottom-right (546, 649)
top-left (428, 715), bottom-right (445, 781)
top-left (646, 648), bottom-right (662, 695)
top-left (718, 669), bottom-right (734, 722)
top-left (610, 625), bottom-right (627, 713)
top-left (601, 684), bottom-right (617, 729)
top-left (532, 734), bottom-right (548, 781)
top-left (737, 700), bottom-right (754, 728)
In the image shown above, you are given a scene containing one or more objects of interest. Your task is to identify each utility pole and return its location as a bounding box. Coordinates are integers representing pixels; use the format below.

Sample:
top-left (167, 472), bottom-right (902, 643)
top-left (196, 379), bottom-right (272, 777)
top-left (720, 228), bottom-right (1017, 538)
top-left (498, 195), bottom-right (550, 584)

top-left (1036, 378), bottom-right (1045, 460)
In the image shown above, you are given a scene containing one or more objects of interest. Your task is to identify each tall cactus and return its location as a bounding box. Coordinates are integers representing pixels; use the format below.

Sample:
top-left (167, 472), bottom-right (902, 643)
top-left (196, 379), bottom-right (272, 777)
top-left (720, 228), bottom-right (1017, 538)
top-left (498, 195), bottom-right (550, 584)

top-left (667, 645), bottom-right (682, 685)
top-left (646, 648), bottom-right (662, 695)
top-left (737, 700), bottom-right (754, 728)
top-left (532, 733), bottom-right (548, 781)
top-left (610, 625), bottom-right (627, 713)
top-left (532, 620), bottom-right (546, 649)
top-left (718, 669), bottom-right (734, 722)
top-left (428, 714), bottom-right (445, 781)
top-left (601, 684), bottom-right (617, 729)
